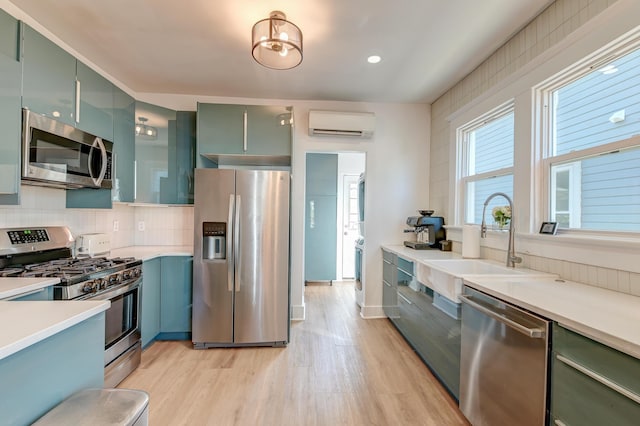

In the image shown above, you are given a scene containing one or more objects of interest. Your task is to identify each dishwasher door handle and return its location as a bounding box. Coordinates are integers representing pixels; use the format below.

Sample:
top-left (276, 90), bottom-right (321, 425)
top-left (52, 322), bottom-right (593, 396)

top-left (459, 294), bottom-right (546, 339)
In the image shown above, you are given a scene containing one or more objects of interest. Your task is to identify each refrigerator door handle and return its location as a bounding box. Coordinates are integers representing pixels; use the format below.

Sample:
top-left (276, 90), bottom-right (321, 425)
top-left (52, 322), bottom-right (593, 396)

top-left (227, 194), bottom-right (235, 292)
top-left (234, 194), bottom-right (242, 292)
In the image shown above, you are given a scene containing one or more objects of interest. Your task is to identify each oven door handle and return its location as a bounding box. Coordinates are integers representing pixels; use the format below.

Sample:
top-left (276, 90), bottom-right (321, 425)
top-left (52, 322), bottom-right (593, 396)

top-left (79, 278), bottom-right (141, 301)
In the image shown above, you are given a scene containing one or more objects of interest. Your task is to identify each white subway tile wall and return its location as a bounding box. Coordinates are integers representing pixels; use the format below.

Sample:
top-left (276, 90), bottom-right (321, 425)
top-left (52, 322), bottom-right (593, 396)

top-left (0, 186), bottom-right (193, 249)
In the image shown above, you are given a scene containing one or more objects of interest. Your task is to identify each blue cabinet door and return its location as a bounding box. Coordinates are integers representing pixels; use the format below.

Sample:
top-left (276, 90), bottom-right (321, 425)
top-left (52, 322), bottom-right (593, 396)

top-left (22, 24), bottom-right (76, 126)
top-left (113, 88), bottom-right (135, 203)
top-left (141, 258), bottom-right (161, 347)
top-left (76, 61), bottom-right (113, 140)
top-left (159, 256), bottom-right (193, 338)
top-left (245, 105), bottom-right (292, 156)
top-left (197, 103), bottom-right (245, 166)
top-left (0, 10), bottom-right (21, 205)
top-left (9, 287), bottom-right (53, 301)
top-left (304, 153), bottom-right (338, 281)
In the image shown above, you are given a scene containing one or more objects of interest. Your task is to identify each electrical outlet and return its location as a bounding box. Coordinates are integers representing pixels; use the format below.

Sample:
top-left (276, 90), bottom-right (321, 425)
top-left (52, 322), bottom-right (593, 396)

top-left (113, 220), bottom-right (119, 232)
top-left (138, 221), bottom-right (145, 231)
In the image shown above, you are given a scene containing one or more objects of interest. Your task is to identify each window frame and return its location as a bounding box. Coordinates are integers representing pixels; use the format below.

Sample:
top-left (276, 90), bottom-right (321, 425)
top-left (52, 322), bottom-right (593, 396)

top-left (456, 102), bottom-right (515, 225)
top-left (535, 37), bottom-right (640, 235)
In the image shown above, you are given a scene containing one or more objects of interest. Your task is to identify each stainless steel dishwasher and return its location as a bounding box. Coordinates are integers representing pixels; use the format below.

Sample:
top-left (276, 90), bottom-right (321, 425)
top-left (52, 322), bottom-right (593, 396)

top-left (459, 286), bottom-right (550, 426)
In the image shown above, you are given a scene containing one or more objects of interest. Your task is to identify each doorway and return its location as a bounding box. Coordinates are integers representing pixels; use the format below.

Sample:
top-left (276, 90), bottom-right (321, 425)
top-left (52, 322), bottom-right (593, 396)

top-left (304, 152), bottom-right (365, 284)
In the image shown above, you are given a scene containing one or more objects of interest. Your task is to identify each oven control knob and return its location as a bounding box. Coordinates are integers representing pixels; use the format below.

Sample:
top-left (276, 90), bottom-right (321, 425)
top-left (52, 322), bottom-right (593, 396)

top-left (83, 281), bottom-right (96, 293)
top-left (123, 270), bottom-right (132, 280)
top-left (109, 274), bottom-right (119, 285)
top-left (100, 278), bottom-right (109, 289)
top-left (134, 268), bottom-right (141, 277)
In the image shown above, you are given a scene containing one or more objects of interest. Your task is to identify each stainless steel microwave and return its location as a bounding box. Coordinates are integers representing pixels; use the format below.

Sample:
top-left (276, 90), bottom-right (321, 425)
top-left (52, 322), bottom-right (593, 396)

top-left (22, 109), bottom-right (113, 189)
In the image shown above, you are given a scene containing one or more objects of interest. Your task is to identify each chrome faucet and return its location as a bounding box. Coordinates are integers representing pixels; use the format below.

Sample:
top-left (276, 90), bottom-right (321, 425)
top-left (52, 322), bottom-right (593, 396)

top-left (480, 192), bottom-right (522, 268)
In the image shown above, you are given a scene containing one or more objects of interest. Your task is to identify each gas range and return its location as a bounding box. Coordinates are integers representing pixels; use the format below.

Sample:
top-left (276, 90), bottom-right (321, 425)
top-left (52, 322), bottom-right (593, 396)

top-left (0, 226), bottom-right (141, 300)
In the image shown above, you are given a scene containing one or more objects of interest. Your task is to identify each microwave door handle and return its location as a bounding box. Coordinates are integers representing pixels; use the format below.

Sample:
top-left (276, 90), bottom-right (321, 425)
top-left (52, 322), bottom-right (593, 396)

top-left (88, 137), bottom-right (108, 186)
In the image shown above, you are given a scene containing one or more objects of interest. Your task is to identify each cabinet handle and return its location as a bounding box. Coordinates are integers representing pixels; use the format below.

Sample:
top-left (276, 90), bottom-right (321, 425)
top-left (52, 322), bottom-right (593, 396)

top-left (556, 354), bottom-right (640, 405)
top-left (133, 160), bottom-right (138, 201)
top-left (75, 79), bottom-right (81, 123)
top-left (4, 287), bottom-right (45, 300)
top-left (398, 292), bottom-right (412, 305)
top-left (234, 195), bottom-right (241, 292)
top-left (554, 420), bottom-right (568, 426)
top-left (243, 110), bottom-right (248, 152)
top-left (459, 294), bottom-right (546, 338)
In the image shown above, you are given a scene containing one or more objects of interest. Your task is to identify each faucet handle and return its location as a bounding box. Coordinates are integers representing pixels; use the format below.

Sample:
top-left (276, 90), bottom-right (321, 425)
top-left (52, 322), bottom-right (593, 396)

top-left (511, 256), bottom-right (523, 264)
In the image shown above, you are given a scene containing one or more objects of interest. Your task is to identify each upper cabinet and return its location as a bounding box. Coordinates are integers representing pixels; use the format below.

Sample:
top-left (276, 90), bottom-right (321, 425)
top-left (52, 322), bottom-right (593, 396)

top-left (0, 10), bottom-right (22, 205)
top-left (134, 102), bottom-right (195, 204)
top-left (76, 61), bottom-right (114, 140)
top-left (112, 88), bottom-right (136, 203)
top-left (197, 103), bottom-right (292, 167)
top-left (22, 24), bottom-right (114, 142)
top-left (21, 24), bottom-right (76, 126)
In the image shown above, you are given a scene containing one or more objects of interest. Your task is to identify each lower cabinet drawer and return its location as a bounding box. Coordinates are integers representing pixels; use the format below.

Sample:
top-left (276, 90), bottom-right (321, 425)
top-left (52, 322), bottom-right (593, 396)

top-left (551, 353), bottom-right (640, 426)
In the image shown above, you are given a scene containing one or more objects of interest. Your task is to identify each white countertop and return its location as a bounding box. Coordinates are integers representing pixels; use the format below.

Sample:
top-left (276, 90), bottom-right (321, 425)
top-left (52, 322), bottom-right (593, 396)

top-left (110, 245), bottom-right (193, 261)
top-left (0, 300), bottom-right (109, 361)
top-left (463, 275), bottom-right (640, 359)
top-left (0, 277), bottom-right (59, 301)
top-left (382, 244), bottom-right (461, 262)
top-left (383, 244), bottom-right (640, 359)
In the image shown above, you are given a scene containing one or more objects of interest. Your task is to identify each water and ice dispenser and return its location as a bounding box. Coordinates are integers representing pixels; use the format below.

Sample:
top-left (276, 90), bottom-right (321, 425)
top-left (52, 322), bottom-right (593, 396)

top-left (202, 222), bottom-right (226, 260)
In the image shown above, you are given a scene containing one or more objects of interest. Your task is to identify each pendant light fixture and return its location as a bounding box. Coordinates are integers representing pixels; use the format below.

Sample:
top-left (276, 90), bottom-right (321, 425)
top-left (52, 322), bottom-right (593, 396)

top-left (135, 117), bottom-right (157, 140)
top-left (252, 11), bottom-right (303, 70)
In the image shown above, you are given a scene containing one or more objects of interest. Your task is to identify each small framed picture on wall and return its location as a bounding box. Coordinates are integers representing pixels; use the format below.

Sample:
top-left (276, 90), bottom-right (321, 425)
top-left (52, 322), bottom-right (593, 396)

top-left (539, 222), bottom-right (558, 235)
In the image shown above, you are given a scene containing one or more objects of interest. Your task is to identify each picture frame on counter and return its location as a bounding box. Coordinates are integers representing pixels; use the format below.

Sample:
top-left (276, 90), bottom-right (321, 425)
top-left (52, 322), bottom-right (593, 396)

top-left (539, 221), bottom-right (558, 235)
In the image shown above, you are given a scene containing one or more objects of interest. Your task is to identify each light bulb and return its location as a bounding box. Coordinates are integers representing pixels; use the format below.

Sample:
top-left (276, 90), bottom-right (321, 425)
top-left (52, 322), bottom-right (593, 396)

top-left (260, 36), bottom-right (268, 47)
top-left (146, 128), bottom-right (153, 136)
top-left (279, 32), bottom-right (288, 41)
top-left (279, 46), bottom-right (288, 57)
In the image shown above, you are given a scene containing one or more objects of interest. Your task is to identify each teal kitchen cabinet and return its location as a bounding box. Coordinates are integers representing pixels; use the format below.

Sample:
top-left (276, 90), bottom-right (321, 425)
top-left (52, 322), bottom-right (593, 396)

top-left (196, 103), bottom-right (292, 167)
top-left (304, 153), bottom-right (338, 282)
top-left (5, 287), bottom-right (53, 301)
top-left (112, 87), bottom-right (136, 203)
top-left (0, 10), bottom-right (22, 205)
top-left (159, 256), bottom-right (193, 339)
top-left (0, 313), bottom-right (104, 425)
top-left (135, 102), bottom-right (195, 204)
top-left (75, 61), bottom-right (114, 140)
top-left (21, 24), bottom-right (77, 126)
top-left (550, 323), bottom-right (640, 426)
top-left (141, 258), bottom-right (161, 347)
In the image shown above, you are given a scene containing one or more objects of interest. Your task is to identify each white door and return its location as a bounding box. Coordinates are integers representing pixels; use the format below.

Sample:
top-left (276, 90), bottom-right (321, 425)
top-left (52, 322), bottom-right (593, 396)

top-left (341, 175), bottom-right (360, 279)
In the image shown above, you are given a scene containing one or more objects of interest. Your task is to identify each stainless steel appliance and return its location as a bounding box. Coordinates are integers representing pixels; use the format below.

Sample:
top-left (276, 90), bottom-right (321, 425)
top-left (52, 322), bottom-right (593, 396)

top-left (403, 212), bottom-right (446, 249)
top-left (22, 108), bottom-right (113, 189)
top-left (459, 286), bottom-right (550, 426)
top-left (192, 169), bottom-right (290, 348)
top-left (0, 227), bottom-right (142, 387)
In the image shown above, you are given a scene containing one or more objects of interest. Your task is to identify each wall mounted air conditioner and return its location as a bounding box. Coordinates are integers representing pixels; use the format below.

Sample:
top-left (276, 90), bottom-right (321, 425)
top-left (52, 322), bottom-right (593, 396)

top-left (308, 110), bottom-right (375, 138)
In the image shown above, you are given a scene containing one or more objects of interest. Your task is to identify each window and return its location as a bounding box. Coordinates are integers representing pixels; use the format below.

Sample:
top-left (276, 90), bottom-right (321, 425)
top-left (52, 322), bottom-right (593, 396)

top-left (540, 43), bottom-right (640, 232)
top-left (458, 104), bottom-right (514, 225)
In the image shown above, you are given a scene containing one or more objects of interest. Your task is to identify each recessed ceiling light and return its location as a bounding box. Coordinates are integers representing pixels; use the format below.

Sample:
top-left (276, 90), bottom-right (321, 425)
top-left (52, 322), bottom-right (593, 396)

top-left (599, 64), bottom-right (618, 75)
top-left (367, 55), bottom-right (381, 64)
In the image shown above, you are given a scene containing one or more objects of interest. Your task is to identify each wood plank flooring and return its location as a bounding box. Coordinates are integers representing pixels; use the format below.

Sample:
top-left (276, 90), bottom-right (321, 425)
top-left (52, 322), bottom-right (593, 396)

top-left (119, 282), bottom-right (468, 425)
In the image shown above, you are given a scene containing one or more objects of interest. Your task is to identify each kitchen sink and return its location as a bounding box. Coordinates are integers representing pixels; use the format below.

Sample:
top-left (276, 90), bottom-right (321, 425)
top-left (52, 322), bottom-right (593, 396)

top-left (416, 259), bottom-right (555, 305)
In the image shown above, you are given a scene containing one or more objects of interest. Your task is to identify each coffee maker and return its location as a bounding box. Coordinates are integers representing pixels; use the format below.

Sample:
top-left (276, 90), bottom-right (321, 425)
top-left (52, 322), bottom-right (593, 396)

top-left (403, 211), bottom-right (446, 249)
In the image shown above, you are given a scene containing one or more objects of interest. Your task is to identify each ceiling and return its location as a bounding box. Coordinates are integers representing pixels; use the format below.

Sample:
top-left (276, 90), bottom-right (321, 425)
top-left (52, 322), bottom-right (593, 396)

top-left (8, 0), bottom-right (552, 104)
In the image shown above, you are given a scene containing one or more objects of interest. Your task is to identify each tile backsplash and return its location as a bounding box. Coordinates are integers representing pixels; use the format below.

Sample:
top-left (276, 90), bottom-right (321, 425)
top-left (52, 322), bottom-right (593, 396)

top-left (450, 241), bottom-right (640, 297)
top-left (0, 186), bottom-right (194, 249)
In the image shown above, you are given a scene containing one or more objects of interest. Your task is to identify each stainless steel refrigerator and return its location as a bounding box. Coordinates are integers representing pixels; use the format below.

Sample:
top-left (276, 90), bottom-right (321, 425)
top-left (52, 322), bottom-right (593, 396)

top-left (192, 168), bottom-right (290, 348)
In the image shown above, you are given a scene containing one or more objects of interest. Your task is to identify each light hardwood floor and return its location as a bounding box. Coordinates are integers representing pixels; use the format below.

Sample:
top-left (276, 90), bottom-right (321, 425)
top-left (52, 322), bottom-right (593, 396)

top-left (119, 282), bottom-right (468, 425)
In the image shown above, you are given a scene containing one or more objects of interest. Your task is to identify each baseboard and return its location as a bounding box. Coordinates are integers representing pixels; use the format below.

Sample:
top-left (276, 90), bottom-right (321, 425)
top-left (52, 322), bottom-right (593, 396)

top-left (291, 303), bottom-right (305, 321)
top-left (359, 305), bottom-right (386, 319)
